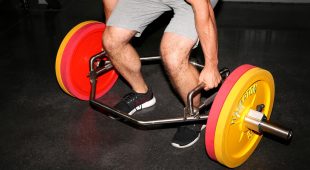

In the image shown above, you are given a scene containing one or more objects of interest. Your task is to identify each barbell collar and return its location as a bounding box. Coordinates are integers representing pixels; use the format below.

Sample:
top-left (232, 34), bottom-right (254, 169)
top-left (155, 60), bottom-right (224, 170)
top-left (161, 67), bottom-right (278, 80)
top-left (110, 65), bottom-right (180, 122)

top-left (244, 110), bottom-right (293, 141)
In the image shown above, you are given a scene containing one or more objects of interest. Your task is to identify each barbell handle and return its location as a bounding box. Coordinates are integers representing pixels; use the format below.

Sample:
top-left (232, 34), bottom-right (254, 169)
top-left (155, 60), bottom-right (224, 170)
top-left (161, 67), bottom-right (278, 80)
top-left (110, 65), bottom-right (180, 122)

top-left (186, 83), bottom-right (205, 116)
top-left (186, 68), bottom-right (230, 117)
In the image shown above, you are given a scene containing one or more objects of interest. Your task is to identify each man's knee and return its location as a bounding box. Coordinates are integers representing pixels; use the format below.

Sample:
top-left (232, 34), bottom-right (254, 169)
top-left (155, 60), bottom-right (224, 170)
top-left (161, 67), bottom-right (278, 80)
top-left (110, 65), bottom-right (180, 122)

top-left (102, 26), bottom-right (134, 53)
top-left (161, 49), bottom-right (180, 66)
top-left (102, 27), bottom-right (120, 53)
top-left (161, 46), bottom-right (190, 76)
top-left (160, 38), bottom-right (194, 75)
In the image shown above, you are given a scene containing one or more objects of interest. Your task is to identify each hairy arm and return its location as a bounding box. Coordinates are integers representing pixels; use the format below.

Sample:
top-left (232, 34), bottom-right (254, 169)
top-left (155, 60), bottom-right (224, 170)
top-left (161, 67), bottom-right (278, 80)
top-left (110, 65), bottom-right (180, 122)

top-left (187, 0), bottom-right (221, 90)
top-left (102, 0), bottom-right (118, 20)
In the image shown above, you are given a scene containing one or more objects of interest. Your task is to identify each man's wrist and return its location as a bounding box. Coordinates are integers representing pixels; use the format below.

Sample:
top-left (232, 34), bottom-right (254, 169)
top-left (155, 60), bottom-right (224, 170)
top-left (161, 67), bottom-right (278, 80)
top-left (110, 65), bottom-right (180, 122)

top-left (204, 60), bottom-right (218, 69)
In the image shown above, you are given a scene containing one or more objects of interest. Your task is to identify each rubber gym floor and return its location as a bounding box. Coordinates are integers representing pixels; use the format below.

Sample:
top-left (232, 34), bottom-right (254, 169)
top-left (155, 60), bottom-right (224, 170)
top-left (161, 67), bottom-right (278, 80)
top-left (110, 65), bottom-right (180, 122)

top-left (1, 1), bottom-right (310, 169)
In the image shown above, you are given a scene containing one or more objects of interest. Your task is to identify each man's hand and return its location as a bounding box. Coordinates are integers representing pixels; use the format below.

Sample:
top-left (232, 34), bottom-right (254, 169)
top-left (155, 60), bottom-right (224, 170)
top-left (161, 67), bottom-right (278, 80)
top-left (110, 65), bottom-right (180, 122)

top-left (199, 65), bottom-right (222, 91)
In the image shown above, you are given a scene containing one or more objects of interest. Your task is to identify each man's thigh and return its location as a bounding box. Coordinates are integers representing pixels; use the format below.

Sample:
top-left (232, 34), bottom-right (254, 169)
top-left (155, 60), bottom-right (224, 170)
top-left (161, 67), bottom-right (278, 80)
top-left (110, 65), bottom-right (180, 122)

top-left (165, 0), bottom-right (198, 43)
top-left (107, 0), bottom-right (170, 37)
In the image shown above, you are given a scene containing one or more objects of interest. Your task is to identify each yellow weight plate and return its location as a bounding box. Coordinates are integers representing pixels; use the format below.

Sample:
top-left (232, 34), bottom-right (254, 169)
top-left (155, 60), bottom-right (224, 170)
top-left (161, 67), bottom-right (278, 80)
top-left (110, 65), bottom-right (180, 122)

top-left (55, 21), bottom-right (99, 96)
top-left (214, 67), bottom-right (275, 168)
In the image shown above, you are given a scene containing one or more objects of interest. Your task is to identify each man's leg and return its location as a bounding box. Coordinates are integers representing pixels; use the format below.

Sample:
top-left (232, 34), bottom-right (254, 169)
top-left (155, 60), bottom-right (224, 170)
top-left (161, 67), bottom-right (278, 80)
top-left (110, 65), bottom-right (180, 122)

top-left (103, 27), bottom-right (148, 94)
top-left (160, 32), bottom-right (200, 106)
top-left (102, 0), bottom-right (170, 115)
top-left (102, 26), bottom-right (156, 115)
top-left (160, 33), bottom-right (203, 149)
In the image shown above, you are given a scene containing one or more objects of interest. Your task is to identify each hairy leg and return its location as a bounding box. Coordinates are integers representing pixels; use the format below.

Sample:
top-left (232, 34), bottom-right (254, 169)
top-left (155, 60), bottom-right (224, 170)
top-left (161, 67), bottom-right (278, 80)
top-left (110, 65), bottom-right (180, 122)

top-left (160, 32), bottom-right (200, 106)
top-left (102, 27), bottom-right (148, 93)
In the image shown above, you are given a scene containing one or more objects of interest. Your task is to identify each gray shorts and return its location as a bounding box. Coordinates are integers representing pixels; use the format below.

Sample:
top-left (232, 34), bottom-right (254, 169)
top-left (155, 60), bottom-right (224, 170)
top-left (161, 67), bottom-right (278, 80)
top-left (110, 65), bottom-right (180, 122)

top-left (106, 0), bottom-right (198, 42)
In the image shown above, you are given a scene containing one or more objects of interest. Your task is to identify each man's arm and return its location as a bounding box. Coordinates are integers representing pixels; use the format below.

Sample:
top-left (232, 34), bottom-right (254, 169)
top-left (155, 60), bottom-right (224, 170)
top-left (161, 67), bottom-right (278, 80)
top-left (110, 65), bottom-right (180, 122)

top-left (187, 0), bottom-right (222, 90)
top-left (102, 0), bottom-right (118, 20)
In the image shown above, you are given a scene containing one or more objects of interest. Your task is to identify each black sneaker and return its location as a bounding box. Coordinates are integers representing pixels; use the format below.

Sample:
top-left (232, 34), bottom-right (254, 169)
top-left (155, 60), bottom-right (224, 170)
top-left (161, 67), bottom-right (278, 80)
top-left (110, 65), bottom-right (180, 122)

top-left (114, 88), bottom-right (156, 115)
top-left (171, 124), bottom-right (206, 148)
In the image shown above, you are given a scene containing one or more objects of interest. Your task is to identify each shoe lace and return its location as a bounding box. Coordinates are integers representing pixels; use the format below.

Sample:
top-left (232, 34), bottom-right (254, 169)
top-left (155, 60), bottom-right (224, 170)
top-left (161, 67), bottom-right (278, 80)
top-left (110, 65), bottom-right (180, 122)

top-left (122, 93), bottom-right (138, 104)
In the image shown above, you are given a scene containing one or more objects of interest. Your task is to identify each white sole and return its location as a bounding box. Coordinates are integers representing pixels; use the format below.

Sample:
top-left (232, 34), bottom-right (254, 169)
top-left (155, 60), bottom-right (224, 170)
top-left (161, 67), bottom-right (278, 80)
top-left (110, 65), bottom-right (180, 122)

top-left (128, 97), bottom-right (156, 115)
top-left (171, 133), bottom-right (201, 149)
top-left (171, 125), bottom-right (206, 149)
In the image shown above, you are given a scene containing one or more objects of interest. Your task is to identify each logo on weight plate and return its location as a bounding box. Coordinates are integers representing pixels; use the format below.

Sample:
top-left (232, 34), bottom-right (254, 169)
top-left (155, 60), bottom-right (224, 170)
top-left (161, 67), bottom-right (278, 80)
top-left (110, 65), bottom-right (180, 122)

top-left (231, 83), bottom-right (258, 125)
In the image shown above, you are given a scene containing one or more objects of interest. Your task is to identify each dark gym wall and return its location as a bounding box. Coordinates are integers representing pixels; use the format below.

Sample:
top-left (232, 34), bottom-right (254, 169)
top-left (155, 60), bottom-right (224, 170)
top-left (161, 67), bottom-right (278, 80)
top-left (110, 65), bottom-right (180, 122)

top-left (0, 0), bottom-right (104, 38)
top-left (0, 0), bottom-right (24, 34)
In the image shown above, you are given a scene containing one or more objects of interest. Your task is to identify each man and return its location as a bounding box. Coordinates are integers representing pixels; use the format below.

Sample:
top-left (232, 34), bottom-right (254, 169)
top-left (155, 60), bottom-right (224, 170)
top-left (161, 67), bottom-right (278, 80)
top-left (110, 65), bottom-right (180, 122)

top-left (102, 0), bottom-right (221, 148)
top-left (102, 0), bottom-right (118, 21)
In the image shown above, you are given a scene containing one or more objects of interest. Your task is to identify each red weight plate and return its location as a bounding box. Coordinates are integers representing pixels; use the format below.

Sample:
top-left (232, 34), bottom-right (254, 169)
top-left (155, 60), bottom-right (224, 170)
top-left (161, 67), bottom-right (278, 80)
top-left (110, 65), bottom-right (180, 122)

top-left (61, 22), bottom-right (118, 100)
top-left (205, 64), bottom-right (255, 161)
top-left (56, 21), bottom-right (98, 96)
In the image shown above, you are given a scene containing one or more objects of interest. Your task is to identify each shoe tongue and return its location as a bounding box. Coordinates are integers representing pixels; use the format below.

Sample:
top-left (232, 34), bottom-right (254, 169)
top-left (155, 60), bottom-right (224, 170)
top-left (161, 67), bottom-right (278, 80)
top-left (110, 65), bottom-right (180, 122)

top-left (123, 92), bottom-right (137, 102)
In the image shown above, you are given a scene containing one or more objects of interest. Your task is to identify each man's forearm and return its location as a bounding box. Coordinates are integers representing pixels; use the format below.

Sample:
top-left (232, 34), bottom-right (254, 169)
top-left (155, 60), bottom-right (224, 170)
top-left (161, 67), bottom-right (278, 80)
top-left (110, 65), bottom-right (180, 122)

top-left (103, 0), bottom-right (118, 20)
top-left (188, 0), bottom-right (218, 68)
